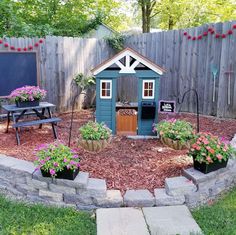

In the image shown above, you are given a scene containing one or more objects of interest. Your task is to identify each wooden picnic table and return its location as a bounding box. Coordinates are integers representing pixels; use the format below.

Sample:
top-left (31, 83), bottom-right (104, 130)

top-left (2, 102), bottom-right (61, 145)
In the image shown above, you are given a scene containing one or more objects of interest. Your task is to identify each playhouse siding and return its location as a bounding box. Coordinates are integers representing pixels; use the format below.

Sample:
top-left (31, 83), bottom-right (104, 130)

top-left (96, 77), bottom-right (116, 134)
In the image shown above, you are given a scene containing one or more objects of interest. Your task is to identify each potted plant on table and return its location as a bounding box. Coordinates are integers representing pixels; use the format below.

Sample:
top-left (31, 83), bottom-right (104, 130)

top-left (34, 142), bottom-right (80, 180)
top-left (154, 119), bottom-right (195, 150)
top-left (188, 132), bottom-right (236, 174)
top-left (9, 85), bottom-right (47, 108)
top-left (78, 121), bottom-right (112, 152)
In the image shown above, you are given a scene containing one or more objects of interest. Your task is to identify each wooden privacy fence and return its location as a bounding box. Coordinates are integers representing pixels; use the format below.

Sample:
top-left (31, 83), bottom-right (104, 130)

top-left (0, 36), bottom-right (113, 112)
top-left (124, 20), bottom-right (236, 118)
top-left (1, 20), bottom-right (236, 118)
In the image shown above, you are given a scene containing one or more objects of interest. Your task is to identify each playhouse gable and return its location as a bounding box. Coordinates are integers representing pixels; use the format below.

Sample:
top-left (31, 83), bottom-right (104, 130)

top-left (92, 47), bottom-right (165, 76)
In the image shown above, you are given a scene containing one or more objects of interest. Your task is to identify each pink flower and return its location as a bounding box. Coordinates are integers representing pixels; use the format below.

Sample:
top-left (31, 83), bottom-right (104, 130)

top-left (40, 160), bottom-right (45, 165)
top-left (203, 139), bottom-right (209, 145)
top-left (209, 148), bottom-right (215, 154)
top-left (66, 165), bottom-right (71, 169)
top-left (206, 156), bottom-right (213, 163)
top-left (70, 160), bottom-right (76, 165)
top-left (72, 155), bottom-right (79, 159)
top-left (77, 163), bottom-right (80, 167)
top-left (63, 158), bottom-right (68, 162)
top-left (49, 169), bottom-right (56, 175)
top-left (216, 154), bottom-right (223, 160)
top-left (53, 162), bottom-right (58, 167)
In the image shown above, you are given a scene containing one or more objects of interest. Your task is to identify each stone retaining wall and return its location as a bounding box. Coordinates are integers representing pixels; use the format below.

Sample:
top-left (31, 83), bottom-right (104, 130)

top-left (0, 154), bottom-right (235, 210)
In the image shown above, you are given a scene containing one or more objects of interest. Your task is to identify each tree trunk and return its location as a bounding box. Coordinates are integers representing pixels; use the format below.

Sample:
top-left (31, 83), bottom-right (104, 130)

top-left (140, 0), bottom-right (155, 33)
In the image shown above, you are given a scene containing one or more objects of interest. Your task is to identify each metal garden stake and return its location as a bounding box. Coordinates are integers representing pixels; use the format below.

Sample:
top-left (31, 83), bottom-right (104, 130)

top-left (211, 64), bottom-right (218, 102)
top-left (225, 65), bottom-right (234, 105)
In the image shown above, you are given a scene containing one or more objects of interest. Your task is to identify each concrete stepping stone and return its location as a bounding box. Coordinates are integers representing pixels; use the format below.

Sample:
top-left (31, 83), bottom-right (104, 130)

top-left (143, 205), bottom-right (202, 235)
top-left (96, 207), bottom-right (150, 235)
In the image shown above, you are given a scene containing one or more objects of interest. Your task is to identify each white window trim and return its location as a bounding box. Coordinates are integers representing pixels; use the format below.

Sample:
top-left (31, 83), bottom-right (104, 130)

top-left (142, 80), bottom-right (155, 99)
top-left (100, 80), bottom-right (112, 99)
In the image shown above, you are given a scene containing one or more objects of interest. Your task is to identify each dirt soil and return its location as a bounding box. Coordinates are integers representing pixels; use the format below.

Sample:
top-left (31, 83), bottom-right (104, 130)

top-left (0, 110), bottom-right (236, 193)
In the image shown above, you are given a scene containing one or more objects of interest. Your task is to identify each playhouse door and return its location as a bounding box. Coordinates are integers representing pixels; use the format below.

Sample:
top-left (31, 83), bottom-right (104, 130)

top-left (138, 78), bottom-right (159, 135)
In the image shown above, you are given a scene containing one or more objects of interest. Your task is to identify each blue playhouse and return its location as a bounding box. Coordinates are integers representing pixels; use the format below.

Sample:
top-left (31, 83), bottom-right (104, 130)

top-left (92, 47), bottom-right (165, 136)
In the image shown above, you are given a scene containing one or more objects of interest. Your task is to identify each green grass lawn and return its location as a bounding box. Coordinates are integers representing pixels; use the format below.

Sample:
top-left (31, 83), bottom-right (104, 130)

top-left (192, 187), bottom-right (236, 235)
top-left (0, 195), bottom-right (96, 235)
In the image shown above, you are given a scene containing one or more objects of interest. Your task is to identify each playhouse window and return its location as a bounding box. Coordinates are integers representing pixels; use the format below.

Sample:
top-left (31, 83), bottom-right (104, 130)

top-left (142, 80), bottom-right (155, 99)
top-left (100, 80), bottom-right (112, 99)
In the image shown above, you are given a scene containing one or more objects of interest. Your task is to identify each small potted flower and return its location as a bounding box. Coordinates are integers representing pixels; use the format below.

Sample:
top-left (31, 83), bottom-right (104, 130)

top-left (34, 142), bottom-right (80, 180)
top-left (9, 85), bottom-right (47, 107)
top-left (188, 132), bottom-right (236, 174)
top-left (78, 121), bottom-right (112, 152)
top-left (154, 119), bottom-right (195, 150)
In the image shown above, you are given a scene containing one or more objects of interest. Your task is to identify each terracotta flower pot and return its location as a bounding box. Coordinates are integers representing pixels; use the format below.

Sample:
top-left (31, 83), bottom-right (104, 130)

top-left (160, 136), bottom-right (190, 150)
top-left (78, 137), bottom-right (111, 152)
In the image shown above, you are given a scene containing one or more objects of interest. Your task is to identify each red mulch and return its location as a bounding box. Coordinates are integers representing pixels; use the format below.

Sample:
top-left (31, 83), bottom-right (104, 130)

top-left (0, 110), bottom-right (236, 194)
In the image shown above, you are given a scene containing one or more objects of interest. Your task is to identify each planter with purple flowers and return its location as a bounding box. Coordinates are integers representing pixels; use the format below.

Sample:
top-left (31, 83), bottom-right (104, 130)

top-left (34, 142), bottom-right (80, 180)
top-left (9, 86), bottom-right (47, 107)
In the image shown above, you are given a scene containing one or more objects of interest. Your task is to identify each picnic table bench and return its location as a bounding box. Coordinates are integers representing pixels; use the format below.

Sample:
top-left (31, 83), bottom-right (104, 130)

top-left (2, 102), bottom-right (61, 145)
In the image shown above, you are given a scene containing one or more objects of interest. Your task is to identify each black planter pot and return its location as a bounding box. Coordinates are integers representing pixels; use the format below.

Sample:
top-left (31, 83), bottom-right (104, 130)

top-left (193, 158), bottom-right (228, 174)
top-left (16, 100), bottom-right (40, 108)
top-left (41, 167), bottom-right (79, 180)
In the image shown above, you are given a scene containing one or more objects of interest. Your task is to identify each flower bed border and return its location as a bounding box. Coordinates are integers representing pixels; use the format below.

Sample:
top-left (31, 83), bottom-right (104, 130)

top-left (0, 153), bottom-right (236, 210)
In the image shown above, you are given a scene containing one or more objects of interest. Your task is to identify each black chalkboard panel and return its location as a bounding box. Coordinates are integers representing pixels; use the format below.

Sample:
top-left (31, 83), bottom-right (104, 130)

top-left (0, 52), bottom-right (38, 97)
top-left (159, 100), bottom-right (176, 113)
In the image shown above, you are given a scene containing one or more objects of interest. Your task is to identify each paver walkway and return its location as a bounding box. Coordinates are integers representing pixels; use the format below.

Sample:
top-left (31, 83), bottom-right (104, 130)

top-left (96, 205), bottom-right (202, 235)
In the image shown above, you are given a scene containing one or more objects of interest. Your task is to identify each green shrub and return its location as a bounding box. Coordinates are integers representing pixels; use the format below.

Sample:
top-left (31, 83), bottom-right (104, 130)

top-left (79, 121), bottom-right (112, 140)
top-left (154, 119), bottom-right (194, 144)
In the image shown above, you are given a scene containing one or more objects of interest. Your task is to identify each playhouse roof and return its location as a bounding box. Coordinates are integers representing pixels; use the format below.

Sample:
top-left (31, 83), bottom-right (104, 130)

top-left (91, 47), bottom-right (166, 75)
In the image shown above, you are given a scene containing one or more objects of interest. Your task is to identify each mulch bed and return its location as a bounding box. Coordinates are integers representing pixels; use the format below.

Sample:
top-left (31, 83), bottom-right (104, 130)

top-left (0, 110), bottom-right (236, 194)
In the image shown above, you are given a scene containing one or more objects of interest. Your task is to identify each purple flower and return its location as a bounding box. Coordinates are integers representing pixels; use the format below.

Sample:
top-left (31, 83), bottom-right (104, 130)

top-left (70, 160), bottom-right (76, 165)
top-left (72, 155), bottom-right (79, 159)
top-left (53, 162), bottom-right (58, 167)
top-left (49, 169), bottom-right (56, 175)
top-left (46, 156), bottom-right (51, 161)
top-left (63, 158), bottom-right (68, 163)
top-left (35, 166), bottom-right (40, 171)
top-left (77, 163), bottom-right (80, 168)
top-left (40, 160), bottom-right (45, 165)
top-left (66, 165), bottom-right (71, 169)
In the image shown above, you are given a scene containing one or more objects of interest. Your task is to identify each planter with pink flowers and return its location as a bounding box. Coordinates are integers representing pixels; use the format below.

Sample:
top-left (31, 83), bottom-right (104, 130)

top-left (188, 132), bottom-right (235, 174)
top-left (9, 85), bottom-right (47, 107)
top-left (34, 142), bottom-right (80, 180)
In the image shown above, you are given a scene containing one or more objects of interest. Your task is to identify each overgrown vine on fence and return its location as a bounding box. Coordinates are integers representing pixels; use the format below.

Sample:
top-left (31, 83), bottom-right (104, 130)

top-left (105, 33), bottom-right (125, 51)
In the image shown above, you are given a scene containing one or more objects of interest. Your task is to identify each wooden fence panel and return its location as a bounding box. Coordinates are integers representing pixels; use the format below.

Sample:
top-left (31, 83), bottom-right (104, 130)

top-left (1, 20), bottom-right (236, 118)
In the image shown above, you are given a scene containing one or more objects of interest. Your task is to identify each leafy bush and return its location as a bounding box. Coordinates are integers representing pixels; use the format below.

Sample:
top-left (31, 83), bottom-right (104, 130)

top-left (188, 132), bottom-right (236, 164)
top-left (79, 121), bottom-right (112, 140)
top-left (34, 142), bottom-right (80, 176)
top-left (105, 33), bottom-right (125, 51)
top-left (74, 73), bottom-right (96, 91)
top-left (154, 119), bottom-right (194, 144)
top-left (9, 86), bottom-right (46, 102)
